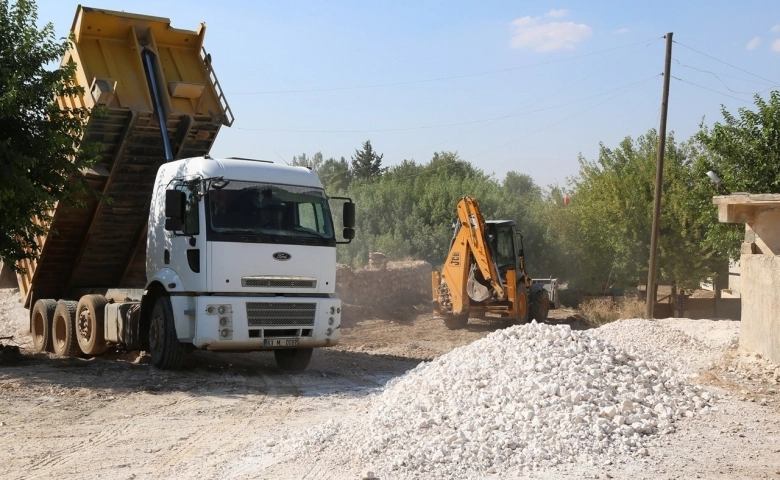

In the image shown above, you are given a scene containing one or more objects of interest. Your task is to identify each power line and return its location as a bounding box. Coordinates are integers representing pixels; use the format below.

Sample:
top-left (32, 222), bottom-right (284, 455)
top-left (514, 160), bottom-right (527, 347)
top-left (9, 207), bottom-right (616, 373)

top-left (671, 75), bottom-right (754, 103)
top-left (469, 74), bottom-right (660, 159)
top-left (228, 37), bottom-right (663, 95)
top-left (314, 74), bottom-right (660, 186)
top-left (673, 40), bottom-right (779, 85)
top-left (236, 76), bottom-right (664, 134)
top-left (385, 42), bottom-right (659, 163)
top-left (673, 59), bottom-right (780, 94)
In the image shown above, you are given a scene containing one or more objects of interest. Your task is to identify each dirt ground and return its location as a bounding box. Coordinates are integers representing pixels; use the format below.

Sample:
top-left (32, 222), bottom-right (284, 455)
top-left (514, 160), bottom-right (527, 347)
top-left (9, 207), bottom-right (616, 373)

top-left (1, 288), bottom-right (780, 479)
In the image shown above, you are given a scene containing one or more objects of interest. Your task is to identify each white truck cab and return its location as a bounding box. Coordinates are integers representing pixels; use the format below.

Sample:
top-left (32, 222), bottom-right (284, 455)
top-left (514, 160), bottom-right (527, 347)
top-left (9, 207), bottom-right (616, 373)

top-left (107, 156), bottom-right (354, 371)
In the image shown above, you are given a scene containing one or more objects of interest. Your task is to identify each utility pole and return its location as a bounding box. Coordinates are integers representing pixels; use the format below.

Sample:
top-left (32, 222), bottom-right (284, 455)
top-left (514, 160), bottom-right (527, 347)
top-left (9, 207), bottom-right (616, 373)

top-left (645, 32), bottom-right (673, 319)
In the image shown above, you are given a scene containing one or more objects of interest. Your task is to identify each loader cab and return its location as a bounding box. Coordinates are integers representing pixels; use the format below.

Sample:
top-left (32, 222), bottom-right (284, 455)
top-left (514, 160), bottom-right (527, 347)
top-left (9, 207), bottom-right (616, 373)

top-left (485, 220), bottom-right (521, 274)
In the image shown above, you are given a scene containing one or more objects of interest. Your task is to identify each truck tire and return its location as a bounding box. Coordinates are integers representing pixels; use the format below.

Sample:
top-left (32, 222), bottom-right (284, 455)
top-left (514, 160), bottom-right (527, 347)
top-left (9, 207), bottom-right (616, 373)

top-left (149, 296), bottom-right (185, 369)
top-left (52, 300), bottom-right (81, 357)
top-left (76, 295), bottom-right (109, 356)
top-left (30, 299), bottom-right (57, 353)
top-left (530, 289), bottom-right (550, 322)
top-left (443, 313), bottom-right (469, 330)
top-left (274, 348), bottom-right (313, 372)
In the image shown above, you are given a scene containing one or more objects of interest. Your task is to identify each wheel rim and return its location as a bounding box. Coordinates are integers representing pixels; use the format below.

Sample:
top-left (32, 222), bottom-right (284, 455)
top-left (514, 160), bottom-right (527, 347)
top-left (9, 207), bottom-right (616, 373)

top-left (78, 308), bottom-right (92, 342)
top-left (54, 317), bottom-right (66, 350)
top-left (149, 310), bottom-right (163, 354)
top-left (32, 312), bottom-right (44, 346)
top-left (517, 290), bottom-right (527, 319)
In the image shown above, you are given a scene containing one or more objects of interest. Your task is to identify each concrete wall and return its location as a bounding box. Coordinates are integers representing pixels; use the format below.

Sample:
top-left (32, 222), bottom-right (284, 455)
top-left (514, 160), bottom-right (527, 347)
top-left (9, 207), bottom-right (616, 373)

top-left (740, 254), bottom-right (780, 364)
top-left (336, 260), bottom-right (432, 308)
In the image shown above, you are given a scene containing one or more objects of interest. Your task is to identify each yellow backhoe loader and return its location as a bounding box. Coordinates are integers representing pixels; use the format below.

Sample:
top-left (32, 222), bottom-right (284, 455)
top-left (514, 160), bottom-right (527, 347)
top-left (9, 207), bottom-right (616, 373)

top-left (431, 196), bottom-right (550, 329)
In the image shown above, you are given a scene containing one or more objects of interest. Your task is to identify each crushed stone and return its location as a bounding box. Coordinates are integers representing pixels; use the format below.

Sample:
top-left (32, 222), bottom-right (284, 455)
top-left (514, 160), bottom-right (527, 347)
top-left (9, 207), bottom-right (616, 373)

top-left (265, 321), bottom-right (719, 478)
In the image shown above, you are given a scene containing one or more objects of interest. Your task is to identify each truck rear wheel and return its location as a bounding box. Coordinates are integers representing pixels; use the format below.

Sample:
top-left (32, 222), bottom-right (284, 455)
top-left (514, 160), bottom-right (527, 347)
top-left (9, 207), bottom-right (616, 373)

top-left (30, 299), bottom-right (57, 353)
top-left (530, 289), bottom-right (550, 321)
top-left (76, 295), bottom-right (109, 356)
top-left (52, 300), bottom-right (81, 357)
top-left (149, 296), bottom-right (184, 369)
top-left (274, 348), bottom-right (313, 372)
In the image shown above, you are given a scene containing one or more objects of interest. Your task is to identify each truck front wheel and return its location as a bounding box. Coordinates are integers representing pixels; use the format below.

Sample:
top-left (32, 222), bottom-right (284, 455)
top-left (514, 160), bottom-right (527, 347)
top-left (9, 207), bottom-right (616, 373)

top-left (274, 348), bottom-right (313, 372)
top-left (149, 296), bottom-right (185, 369)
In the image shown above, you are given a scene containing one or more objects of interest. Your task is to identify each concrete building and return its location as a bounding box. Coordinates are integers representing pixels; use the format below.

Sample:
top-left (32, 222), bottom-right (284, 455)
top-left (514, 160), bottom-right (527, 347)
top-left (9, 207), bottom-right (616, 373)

top-left (714, 194), bottom-right (780, 363)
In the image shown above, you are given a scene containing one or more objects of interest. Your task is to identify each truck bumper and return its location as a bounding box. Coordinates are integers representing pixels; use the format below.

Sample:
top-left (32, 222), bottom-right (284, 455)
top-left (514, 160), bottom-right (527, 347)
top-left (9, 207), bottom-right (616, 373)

top-left (172, 295), bottom-right (341, 350)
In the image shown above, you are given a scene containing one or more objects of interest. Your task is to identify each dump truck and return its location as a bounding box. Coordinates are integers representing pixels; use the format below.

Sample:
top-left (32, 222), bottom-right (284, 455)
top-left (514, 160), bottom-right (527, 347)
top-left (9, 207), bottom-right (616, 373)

top-left (14, 6), bottom-right (355, 371)
top-left (432, 196), bottom-right (550, 329)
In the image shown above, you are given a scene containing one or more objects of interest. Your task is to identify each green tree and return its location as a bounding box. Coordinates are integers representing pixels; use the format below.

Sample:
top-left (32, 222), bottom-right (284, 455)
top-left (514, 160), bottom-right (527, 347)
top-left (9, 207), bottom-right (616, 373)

top-left (291, 151), bottom-right (324, 172)
top-left (319, 156), bottom-right (352, 193)
top-left (336, 150), bottom-right (550, 272)
top-left (697, 91), bottom-right (780, 193)
top-left (692, 90), bottom-right (780, 260)
top-left (0, 0), bottom-right (97, 269)
top-left (555, 130), bottom-right (718, 292)
top-left (350, 140), bottom-right (383, 180)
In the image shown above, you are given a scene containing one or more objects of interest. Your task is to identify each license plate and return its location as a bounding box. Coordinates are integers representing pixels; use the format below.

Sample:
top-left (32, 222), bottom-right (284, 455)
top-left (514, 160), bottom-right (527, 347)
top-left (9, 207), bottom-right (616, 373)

top-left (263, 338), bottom-right (299, 347)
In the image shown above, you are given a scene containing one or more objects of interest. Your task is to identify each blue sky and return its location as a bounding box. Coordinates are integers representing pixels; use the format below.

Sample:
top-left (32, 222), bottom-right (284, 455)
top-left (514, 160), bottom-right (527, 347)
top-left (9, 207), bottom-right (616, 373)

top-left (36, 1), bottom-right (780, 188)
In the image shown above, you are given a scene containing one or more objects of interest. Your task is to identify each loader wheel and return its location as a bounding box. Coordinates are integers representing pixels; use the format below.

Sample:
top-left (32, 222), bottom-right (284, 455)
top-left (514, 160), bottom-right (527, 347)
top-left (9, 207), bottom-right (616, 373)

top-left (530, 289), bottom-right (550, 321)
top-left (149, 296), bottom-right (185, 370)
top-left (76, 295), bottom-right (109, 356)
top-left (512, 284), bottom-right (529, 325)
top-left (52, 300), bottom-right (81, 357)
top-left (30, 299), bottom-right (57, 353)
top-left (274, 348), bottom-right (313, 372)
top-left (443, 313), bottom-right (469, 330)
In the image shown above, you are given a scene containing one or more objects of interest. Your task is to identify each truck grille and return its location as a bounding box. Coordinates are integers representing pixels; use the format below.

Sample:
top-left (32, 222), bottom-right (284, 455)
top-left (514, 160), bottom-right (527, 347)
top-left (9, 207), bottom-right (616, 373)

top-left (246, 302), bottom-right (316, 326)
top-left (242, 276), bottom-right (317, 288)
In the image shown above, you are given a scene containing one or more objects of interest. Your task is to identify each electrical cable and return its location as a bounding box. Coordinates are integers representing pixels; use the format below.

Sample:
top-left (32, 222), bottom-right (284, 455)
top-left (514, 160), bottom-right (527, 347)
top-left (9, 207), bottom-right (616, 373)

top-left (469, 74), bottom-right (660, 159)
top-left (386, 41), bottom-right (659, 163)
top-left (237, 76), bottom-right (663, 134)
top-left (671, 76), bottom-right (754, 103)
top-left (314, 74), bottom-right (660, 186)
top-left (673, 40), bottom-right (779, 85)
top-left (673, 59), bottom-right (779, 94)
top-left (228, 37), bottom-right (663, 95)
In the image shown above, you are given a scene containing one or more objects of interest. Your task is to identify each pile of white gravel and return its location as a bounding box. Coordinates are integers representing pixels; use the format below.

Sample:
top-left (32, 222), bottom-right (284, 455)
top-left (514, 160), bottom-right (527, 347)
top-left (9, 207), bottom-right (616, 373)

top-left (592, 318), bottom-right (740, 378)
top-left (266, 321), bottom-right (719, 478)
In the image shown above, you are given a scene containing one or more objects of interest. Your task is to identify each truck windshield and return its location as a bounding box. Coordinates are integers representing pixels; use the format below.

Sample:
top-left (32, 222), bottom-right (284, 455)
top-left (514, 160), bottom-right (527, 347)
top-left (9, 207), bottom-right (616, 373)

top-left (206, 181), bottom-right (335, 246)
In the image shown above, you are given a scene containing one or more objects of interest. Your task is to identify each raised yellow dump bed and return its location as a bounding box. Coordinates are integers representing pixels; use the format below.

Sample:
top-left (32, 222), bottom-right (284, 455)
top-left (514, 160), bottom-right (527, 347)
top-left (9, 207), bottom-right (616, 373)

top-left (17, 6), bottom-right (233, 307)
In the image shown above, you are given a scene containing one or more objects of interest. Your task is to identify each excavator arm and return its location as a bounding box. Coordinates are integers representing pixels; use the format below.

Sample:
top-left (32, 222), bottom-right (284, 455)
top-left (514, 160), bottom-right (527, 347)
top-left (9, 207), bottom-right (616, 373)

top-left (439, 197), bottom-right (506, 315)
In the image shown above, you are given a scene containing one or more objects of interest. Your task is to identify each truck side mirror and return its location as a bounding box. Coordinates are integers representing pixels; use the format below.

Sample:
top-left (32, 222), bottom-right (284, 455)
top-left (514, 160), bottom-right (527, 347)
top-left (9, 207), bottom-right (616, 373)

top-left (342, 227), bottom-right (355, 240)
top-left (343, 202), bottom-right (355, 228)
top-left (165, 190), bottom-right (185, 231)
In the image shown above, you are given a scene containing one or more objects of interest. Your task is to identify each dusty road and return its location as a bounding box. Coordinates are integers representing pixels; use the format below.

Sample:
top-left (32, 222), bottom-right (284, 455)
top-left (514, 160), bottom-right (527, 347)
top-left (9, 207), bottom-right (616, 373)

top-left (1, 288), bottom-right (780, 479)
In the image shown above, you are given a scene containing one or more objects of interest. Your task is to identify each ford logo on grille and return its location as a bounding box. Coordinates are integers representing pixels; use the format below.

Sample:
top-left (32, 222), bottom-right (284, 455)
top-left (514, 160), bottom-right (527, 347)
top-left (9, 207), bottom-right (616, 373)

top-left (272, 252), bottom-right (291, 261)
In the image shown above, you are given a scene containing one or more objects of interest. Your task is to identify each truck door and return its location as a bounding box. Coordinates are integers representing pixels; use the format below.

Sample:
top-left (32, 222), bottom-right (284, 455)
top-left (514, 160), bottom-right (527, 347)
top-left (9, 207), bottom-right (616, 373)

top-left (166, 180), bottom-right (205, 291)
